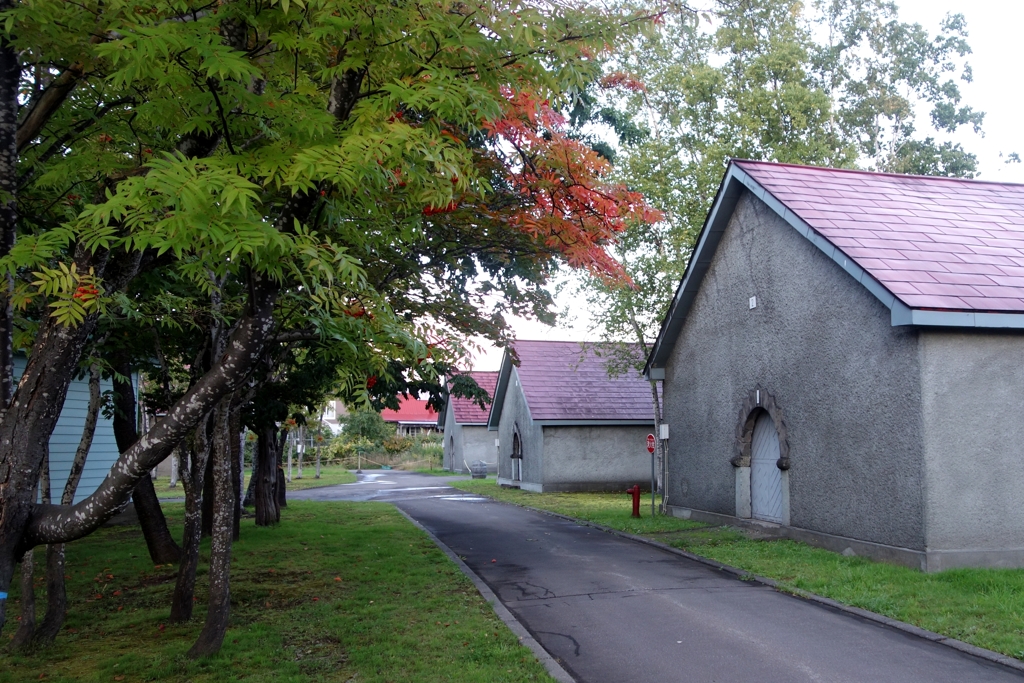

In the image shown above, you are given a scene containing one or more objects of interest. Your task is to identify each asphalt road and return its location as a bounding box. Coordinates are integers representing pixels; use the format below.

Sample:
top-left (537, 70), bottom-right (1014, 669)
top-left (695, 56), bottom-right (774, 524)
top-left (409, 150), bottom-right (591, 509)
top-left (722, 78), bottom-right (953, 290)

top-left (292, 471), bottom-right (1024, 683)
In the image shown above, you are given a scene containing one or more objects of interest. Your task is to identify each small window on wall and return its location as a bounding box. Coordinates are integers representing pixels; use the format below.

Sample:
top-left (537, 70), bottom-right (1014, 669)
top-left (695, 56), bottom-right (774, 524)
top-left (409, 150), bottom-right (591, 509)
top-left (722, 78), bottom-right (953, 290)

top-left (512, 432), bottom-right (523, 459)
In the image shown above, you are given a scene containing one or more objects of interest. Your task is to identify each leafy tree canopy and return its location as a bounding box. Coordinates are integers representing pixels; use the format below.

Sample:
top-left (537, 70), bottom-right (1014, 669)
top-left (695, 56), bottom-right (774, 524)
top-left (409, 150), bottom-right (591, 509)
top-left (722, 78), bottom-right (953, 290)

top-left (575, 0), bottom-right (985, 369)
top-left (0, 0), bottom-right (665, 568)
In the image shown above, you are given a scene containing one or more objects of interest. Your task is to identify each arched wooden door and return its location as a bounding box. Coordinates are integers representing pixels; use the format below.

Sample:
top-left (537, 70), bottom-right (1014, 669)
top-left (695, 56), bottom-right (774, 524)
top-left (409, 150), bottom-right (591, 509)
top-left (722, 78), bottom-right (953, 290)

top-left (750, 412), bottom-right (783, 523)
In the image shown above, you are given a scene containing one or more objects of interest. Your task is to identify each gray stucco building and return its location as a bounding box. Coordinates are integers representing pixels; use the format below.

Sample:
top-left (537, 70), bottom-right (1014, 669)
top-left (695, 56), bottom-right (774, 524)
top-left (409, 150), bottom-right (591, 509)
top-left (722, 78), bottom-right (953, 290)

top-left (490, 340), bottom-right (655, 492)
top-left (440, 371), bottom-right (498, 473)
top-left (645, 160), bottom-right (1024, 571)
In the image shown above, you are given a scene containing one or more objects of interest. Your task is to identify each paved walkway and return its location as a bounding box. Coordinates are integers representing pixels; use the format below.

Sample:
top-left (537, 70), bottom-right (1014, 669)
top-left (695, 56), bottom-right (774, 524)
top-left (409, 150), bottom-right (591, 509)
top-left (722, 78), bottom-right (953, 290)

top-left (292, 472), bottom-right (1024, 683)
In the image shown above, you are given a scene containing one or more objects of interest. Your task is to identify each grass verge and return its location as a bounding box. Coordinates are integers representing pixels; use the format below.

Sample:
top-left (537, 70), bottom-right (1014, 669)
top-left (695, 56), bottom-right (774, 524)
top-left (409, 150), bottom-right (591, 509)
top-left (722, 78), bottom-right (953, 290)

top-left (451, 479), bottom-right (1024, 661)
top-left (154, 466), bottom-right (357, 500)
top-left (1, 500), bottom-right (555, 683)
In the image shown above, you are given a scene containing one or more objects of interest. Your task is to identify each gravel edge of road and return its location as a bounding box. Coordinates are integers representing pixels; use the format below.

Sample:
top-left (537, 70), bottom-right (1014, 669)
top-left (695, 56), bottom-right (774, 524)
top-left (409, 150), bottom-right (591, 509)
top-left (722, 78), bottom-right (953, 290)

top-left (394, 507), bottom-right (578, 683)
top-left (475, 496), bottom-right (1024, 677)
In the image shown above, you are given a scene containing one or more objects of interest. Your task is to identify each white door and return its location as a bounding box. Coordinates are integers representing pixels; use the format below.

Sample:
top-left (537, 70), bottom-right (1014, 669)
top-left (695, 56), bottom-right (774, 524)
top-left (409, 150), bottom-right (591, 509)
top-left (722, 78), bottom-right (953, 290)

top-left (750, 412), bottom-right (783, 523)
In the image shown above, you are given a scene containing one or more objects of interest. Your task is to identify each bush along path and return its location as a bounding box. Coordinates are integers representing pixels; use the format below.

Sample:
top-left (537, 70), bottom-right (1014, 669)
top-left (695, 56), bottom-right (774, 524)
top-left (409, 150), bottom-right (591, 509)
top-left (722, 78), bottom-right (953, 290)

top-left (450, 481), bottom-right (1024, 664)
top-left (0, 501), bottom-right (556, 683)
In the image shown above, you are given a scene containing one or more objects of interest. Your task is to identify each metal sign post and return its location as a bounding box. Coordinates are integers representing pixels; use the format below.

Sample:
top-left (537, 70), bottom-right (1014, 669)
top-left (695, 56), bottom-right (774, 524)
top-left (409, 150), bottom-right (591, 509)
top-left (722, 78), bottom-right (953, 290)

top-left (646, 434), bottom-right (656, 516)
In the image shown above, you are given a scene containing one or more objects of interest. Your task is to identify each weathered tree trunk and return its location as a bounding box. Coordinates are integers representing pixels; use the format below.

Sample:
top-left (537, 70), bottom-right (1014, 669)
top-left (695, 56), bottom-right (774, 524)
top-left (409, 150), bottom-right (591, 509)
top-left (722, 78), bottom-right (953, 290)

top-left (33, 543), bottom-right (66, 646)
top-left (623, 296), bottom-right (666, 513)
top-left (201, 454), bottom-right (215, 538)
top-left (276, 430), bottom-right (287, 510)
top-left (229, 411), bottom-right (242, 542)
top-left (33, 365), bottom-right (100, 645)
top-left (649, 379), bottom-right (666, 506)
top-left (111, 366), bottom-right (181, 564)
top-left (286, 431), bottom-right (293, 483)
top-left (242, 449), bottom-right (257, 508)
top-left (187, 399), bottom-right (235, 657)
top-left (276, 467), bottom-right (287, 511)
top-left (0, 244), bottom-right (148, 635)
top-left (19, 277), bottom-right (278, 550)
top-left (170, 431), bottom-right (209, 623)
top-left (0, 302), bottom-right (100, 635)
top-left (169, 452), bottom-right (179, 488)
top-left (172, 277), bottom-right (235, 624)
top-left (8, 551), bottom-right (34, 649)
top-left (315, 438), bottom-right (322, 479)
top-left (0, 0), bottom-right (18, 420)
top-left (133, 477), bottom-right (181, 564)
top-left (254, 427), bottom-right (278, 526)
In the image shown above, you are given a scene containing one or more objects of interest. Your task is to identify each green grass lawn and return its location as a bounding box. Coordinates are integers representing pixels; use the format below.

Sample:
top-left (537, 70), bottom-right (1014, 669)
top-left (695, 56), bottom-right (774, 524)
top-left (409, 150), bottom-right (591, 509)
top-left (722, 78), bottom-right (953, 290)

top-left (154, 465), bottom-right (357, 500)
top-left (452, 479), bottom-right (1024, 661)
top-left (1, 501), bottom-right (555, 683)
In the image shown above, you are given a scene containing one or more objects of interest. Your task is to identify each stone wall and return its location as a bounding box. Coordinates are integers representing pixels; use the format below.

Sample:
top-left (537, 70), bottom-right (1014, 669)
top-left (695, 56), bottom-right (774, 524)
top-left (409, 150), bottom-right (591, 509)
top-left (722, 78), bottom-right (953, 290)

top-left (496, 367), bottom-right (544, 484)
top-left (662, 192), bottom-right (927, 551)
top-left (919, 331), bottom-right (1024, 569)
top-left (539, 425), bottom-right (654, 492)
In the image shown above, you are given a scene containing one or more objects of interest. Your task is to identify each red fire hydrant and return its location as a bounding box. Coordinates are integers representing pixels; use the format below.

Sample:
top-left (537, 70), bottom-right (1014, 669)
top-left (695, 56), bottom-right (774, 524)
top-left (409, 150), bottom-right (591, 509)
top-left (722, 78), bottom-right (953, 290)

top-left (627, 484), bottom-right (641, 518)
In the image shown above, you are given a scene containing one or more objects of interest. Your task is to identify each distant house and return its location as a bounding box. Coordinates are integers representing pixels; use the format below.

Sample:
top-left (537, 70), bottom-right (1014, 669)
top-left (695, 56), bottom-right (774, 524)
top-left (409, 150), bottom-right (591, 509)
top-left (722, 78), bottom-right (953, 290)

top-left (645, 159), bottom-right (1024, 571)
top-left (439, 371), bottom-right (498, 473)
top-left (321, 400), bottom-right (349, 434)
top-left (381, 396), bottom-right (438, 436)
top-left (16, 357), bottom-right (123, 504)
top-left (489, 340), bottom-right (655, 492)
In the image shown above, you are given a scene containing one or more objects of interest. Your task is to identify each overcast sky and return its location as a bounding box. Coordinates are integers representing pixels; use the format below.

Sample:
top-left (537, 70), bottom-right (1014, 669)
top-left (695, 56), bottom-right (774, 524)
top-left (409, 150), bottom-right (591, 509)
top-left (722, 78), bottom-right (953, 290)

top-left (468, 0), bottom-right (1023, 370)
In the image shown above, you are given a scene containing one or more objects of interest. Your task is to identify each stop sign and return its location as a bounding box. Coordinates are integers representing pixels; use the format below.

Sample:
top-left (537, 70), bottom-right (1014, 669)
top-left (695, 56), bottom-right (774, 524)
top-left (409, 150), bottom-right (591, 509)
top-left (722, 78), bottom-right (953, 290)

top-left (646, 434), bottom-right (656, 453)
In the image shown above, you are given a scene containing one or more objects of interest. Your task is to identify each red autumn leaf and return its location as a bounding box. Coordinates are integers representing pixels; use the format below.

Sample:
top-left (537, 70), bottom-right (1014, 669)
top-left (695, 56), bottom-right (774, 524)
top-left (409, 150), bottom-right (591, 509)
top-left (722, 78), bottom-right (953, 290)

top-left (482, 89), bottom-right (662, 283)
top-left (599, 71), bottom-right (648, 93)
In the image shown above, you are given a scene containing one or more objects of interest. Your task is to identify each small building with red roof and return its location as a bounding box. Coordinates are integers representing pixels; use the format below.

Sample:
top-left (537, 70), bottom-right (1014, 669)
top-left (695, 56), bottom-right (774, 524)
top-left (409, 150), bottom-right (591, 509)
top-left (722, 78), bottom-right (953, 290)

top-left (380, 396), bottom-right (437, 436)
top-left (489, 340), bottom-right (656, 492)
top-left (439, 371), bottom-right (499, 473)
top-left (646, 159), bottom-right (1024, 571)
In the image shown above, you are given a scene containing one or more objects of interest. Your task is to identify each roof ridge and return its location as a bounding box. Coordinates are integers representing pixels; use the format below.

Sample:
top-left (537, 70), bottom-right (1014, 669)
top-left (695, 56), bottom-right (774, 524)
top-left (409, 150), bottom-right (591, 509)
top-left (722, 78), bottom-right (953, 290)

top-left (733, 158), bottom-right (1024, 189)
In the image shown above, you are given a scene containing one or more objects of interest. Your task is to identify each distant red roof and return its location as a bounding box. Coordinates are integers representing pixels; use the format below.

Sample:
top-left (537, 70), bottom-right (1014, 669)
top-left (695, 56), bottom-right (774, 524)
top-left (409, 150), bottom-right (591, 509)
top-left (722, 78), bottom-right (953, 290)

top-left (492, 341), bottom-right (655, 424)
top-left (736, 160), bottom-right (1024, 312)
top-left (449, 371), bottom-right (498, 424)
top-left (381, 396), bottom-right (437, 425)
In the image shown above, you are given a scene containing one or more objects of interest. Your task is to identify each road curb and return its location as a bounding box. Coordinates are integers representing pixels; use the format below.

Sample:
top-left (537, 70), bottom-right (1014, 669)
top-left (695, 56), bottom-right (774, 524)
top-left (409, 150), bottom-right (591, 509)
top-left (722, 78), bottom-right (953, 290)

top-left (463, 492), bottom-right (1024, 677)
top-left (395, 507), bottom-right (577, 683)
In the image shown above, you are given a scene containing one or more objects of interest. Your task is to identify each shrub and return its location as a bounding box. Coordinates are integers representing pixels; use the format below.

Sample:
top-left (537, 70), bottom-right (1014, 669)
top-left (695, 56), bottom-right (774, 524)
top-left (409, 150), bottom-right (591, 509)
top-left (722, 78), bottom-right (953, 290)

top-left (383, 435), bottom-right (413, 454)
top-left (341, 410), bottom-right (394, 446)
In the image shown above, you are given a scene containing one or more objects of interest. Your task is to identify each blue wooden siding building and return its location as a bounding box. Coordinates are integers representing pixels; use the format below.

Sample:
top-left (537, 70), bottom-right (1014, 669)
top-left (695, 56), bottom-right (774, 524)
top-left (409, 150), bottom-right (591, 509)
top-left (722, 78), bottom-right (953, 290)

top-left (15, 356), bottom-right (123, 504)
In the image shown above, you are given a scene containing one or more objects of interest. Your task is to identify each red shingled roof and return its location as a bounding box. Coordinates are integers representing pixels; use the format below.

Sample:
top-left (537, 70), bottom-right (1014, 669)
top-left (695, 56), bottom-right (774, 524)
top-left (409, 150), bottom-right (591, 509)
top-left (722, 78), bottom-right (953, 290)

top-left (736, 160), bottom-right (1024, 312)
top-left (511, 340), bottom-right (654, 422)
top-left (381, 396), bottom-right (436, 424)
top-left (449, 371), bottom-right (498, 424)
